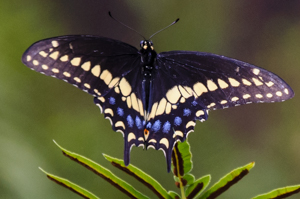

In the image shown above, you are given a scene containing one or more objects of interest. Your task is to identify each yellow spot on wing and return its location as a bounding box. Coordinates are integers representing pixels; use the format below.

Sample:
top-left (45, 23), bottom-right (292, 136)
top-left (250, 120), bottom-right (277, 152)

top-left (156, 98), bottom-right (167, 116)
top-left (42, 65), bottom-right (49, 70)
top-left (115, 121), bottom-right (125, 129)
top-left (165, 102), bottom-right (172, 114)
top-left (104, 108), bottom-right (114, 116)
top-left (26, 55), bottom-right (32, 61)
top-left (100, 70), bottom-right (112, 85)
top-left (266, 93), bottom-right (273, 98)
top-left (252, 68), bottom-right (260, 75)
top-left (71, 57), bottom-right (81, 66)
top-left (148, 139), bottom-right (157, 143)
top-left (52, 68), bottom-right (59, 73)
top-left (252, 78), bottom-right (263, 86)
top-left (126, 96), bottom-right (132, 108)
top-left (128, 132), bottom-right (136, 142)
top-left (159, 138), bottom-right (169, 149)
top-left (166, 86), bottom-right (181, 104)
top-left (81, 61), bottom-right (91, 71)
top-left (218, 79), bottom-right (229, 89)
top-left (119, 78), bottom-right (132, 96)
top-left (74, 77), bottom-right (81, 83)
top-left (84, 83), bottom-right (91, 89)
top-left (231, 96), bottom-right (239, 101)
top-left (206, 80), bottom-right (218, 91)
top-left (50, 51), bottom-right (59, 60)
top-left (32, 60), bottom-right (39, 66)
top-left (60, 55), bottom-right (69, 62)
top-left (178, 85), bottom-right (192, 98)
top-left (148, 102), bottom-right (158, 120)
top-left (255, 94), bottom-right (263, 98)
top-left (186, 121), bottom-right (196, 128)
top-left (193, 82), bottom-right (208, 96)
top-left (228, 78), bottom-right (240, 87)
top-left (276, 91), bottom-right (282, 96)
top-left (39, 51), bottom-right (48, 57)
top-left (138, 99), bottom-right (144, 117)
top-left (108, 77), bottom-right (120, 88)
top-left (173, 131), bottom-right (183, 138)
top-left (220, 100), bottom-right (227, 104)
top-left (243, 94), bottom-right (251, 99)
top-left (91, 65), bottom-right (101, 77)
top-left (131, 93), bottom-right (139, 113)
top-left (242, 78), bottom-right (252, 86)
top-left (196, 110), bottom-right (204, 117)
top-left (51, 40), bottom-right (59, 47)
top-left (266, 81), bottom-right (274, 87)
top-left (284, 88), bottom-right (289, 95)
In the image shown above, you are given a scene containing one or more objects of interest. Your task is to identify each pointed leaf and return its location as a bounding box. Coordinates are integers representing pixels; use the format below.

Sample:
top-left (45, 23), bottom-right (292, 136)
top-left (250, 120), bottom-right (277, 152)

top-left (252, 185), bottom-right (300, 199)
top-left (183, 174), bottom-right (196, 186)
top-left (199, 162), bottom-right (255, 199)
top-left (53, 141), bottom-right (148, 199)
top-left (168, 191), bottom-right (181, 199)
top-left (103, 154), bottom-right (172, 199)
top-left (185, 175), bottom-right (211, 199)
top-left (39, 167), bottom-right (100, 199)
top-left (172, 140), bottom-right (193, 177)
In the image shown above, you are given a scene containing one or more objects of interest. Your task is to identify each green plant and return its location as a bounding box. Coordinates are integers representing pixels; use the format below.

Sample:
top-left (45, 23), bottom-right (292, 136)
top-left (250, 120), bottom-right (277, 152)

top-left (40, 140), bottom-right (300, 199)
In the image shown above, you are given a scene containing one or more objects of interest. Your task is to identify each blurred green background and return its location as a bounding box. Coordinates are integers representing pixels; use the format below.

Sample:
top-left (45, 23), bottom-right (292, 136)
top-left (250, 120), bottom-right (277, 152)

top-left (1, 0), bottom-right (299, 198)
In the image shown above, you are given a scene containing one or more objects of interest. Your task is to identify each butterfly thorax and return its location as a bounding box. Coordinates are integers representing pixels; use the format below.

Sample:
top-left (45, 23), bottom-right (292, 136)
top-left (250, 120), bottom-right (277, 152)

top-left (139, 40), bottom-right (157, 142)
top-left (139, 40), bottom-right (157, 112)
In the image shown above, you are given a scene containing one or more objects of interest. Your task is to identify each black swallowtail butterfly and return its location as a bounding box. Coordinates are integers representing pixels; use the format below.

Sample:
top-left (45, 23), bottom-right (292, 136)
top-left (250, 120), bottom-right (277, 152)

top-left (22, 22), bottom-right (294, 172)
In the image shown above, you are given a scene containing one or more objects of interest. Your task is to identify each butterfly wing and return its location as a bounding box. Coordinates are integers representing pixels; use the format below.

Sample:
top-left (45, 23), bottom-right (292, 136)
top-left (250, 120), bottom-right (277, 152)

top-left (22, 35), bottom-right (148, 165)
top-left (145, 50), bottom-right (294, 171)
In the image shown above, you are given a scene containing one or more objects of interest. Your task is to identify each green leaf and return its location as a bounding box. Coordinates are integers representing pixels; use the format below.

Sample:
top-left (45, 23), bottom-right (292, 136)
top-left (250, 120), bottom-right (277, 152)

top-left (183, 174), bottom-right (196, 186)
top-left (199, 162), bottom-right (255, 199)
top-left (185, 175), bottom-right (211, 199)
top-left (252, 185), bottom-right (300, 199)
top-left (39, 167), bottom-right (100, 199)
top-left (172, 140), bottom-right (193, 177)
top-left (103, 154), bottom-right (172, 199)
top-left (168, 191), bottom-right (181, 199)
top-left (53, 141), bottom-right (148, 199)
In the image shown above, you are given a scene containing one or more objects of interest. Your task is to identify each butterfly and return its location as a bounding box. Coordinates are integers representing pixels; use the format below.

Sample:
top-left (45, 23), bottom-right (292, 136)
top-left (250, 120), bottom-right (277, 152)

top-left (22, 21), bottom-right (294, 172)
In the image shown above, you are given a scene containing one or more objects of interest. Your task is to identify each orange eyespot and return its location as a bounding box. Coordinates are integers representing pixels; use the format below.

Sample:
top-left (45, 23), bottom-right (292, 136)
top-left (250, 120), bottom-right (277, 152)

top-left (144, 129), bottom-right (149, 135)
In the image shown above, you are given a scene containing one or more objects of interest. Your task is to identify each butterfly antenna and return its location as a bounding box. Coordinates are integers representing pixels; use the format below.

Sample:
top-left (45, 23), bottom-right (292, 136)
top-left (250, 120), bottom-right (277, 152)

top-left (149, 18), bottom-right (180, 39)
top-left (108, 11), bottom-right (146, 40)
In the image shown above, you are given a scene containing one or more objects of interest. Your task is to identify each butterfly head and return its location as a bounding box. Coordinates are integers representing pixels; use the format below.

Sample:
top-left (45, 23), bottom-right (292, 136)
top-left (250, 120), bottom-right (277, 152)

top-left (140, 40), bottom-right (154, 50)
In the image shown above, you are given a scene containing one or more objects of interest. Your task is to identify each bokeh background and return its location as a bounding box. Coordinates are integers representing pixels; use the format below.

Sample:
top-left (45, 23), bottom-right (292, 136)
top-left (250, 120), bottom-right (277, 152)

top-left (1, 0), bottom-right (299, 198)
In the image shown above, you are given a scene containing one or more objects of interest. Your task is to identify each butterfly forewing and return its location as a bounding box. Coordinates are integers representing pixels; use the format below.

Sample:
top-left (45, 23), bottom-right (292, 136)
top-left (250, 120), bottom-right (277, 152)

top-left (157, 51), bottom-right (294, 110)
top-left (22, 35), bottom-right (140, 97)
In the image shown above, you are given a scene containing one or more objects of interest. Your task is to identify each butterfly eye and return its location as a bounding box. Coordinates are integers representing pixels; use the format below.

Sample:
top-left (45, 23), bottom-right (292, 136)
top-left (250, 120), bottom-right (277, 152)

top-left (140, 40), bottom-right (144, 48)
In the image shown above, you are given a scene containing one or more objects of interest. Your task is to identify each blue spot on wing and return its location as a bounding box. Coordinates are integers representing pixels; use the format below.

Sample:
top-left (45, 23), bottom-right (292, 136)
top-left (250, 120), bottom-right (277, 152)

top-left (109, 97), bottom-right (116, 105)
top-left (135, 116), bottom-right (143, 129)
top-left (152, 120), bottom-right (161, 132)
top-left (117, 107), bottom-right (124, 116)
top-left (174, 117), bottom-right (182, 126)
top-left (192, 101), bottom-right (197, 106)
top-left (183, 108), bottom-right (191, 116)
top-left (162, 121), bottom-right (171, 133)
top-left (127, 115), bottom-right (134, 128)
top-left (146, 122), bottom-right (152, 129)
